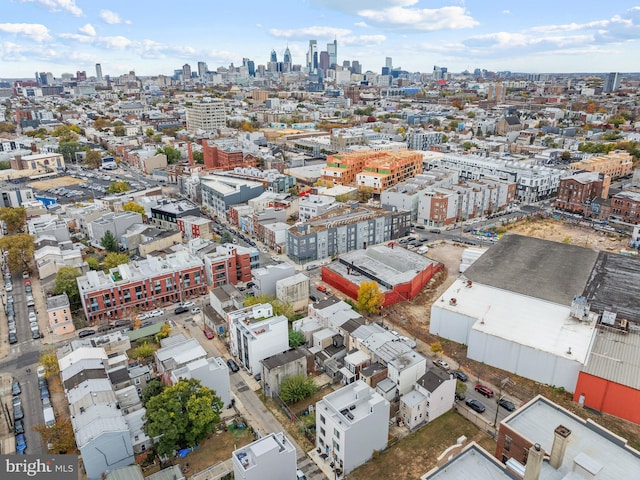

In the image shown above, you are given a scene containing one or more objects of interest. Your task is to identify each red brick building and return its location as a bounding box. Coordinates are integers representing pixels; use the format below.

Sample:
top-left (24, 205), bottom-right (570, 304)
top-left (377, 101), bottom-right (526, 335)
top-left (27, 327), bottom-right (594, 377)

top-left (609, 190), bottom-right (640, 224)
top-left (204, 245), bottom-right (257, 287)
top-left (176, 215), bottom-right (214, 240)
top-left (77, 252), bottom-right (206, 325)
top-left (555, 172), bottom-right (610, 215)
top-left (202, 140), bottom-right (257, 170)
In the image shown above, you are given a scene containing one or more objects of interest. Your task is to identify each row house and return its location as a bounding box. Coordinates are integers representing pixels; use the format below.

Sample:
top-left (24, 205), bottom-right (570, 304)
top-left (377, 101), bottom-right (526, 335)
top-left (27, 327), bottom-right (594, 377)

top-left (610, 190), bottom-right (640, 224)
top-left (150, 199), bottom-right (200, 230)
top-left (77, 251), bottom-right (206, 324)
top-left (228, 204), bottom-right (254, 228)
top-left (252, 208), bottom-right (286, 244)
top-left (203, 244), bottom-right (256, 287)
top-left (554, 172), bottom-right (610, 215)
top-left (176, 214), bottom-right (214, 240)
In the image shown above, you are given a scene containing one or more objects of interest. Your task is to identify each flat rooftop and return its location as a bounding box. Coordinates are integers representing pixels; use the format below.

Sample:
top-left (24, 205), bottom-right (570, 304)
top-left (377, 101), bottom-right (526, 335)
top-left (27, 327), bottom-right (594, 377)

top-left (582, 328), bottom-right (640, 390)
top-left (437, 278), bottom-right (594, 363)
top-left (504, 396), bottom-right (640, 480)
top-left (464, 234), bottom-right (599, 306)
top-left (582, 252), bottom-right (640, 324)
top-left (423, 443), bottom-right (516, 480)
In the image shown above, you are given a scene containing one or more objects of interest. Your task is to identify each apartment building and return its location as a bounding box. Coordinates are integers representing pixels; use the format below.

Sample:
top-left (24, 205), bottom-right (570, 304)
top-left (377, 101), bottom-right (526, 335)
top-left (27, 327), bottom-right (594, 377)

top-left (555, 171), bottom-right (610, 215)
top-left (321, 151), bottom-right (370, 186)
top-left (406, 131), bottom-right (443, 151)
top-left (570, 150), bottom-right (633, 179)
top-left (9, 152), bottom-right (65, 177)
top-left (229, 305), bottom-right (289, 374)
top-left (185, 98), bottom-right (225, 132)
top-left (200, 174), bottom-right (264, 219)
top-left (176, 214), bottom-right (214, 240)
top-left (150, 199), bottom-right (200, 230)
top-left (610, 190), bottom-right (640, 224)
top-left (316, 380), bottom-right (390, 475)
top-left (299, 194), bottom-right (337, 221)
top-left (356, 150), bottom-right (423, 194)
top-left (232, 432), bottom-right (297, 480)
top-left (287, 203), bottom-right (410, 263)
top-left (77, 251), bottom-right (206, 324)
top-left (46, 293), bottom-right (75, 336)
top-left (170, 356), bottom-right (231, 407)
top-left (276, 273), bottom-right (310, 312)
top-left (203, 244), bottom-right (257, 287)
top-left (88, 211), bottom-right (143, 247)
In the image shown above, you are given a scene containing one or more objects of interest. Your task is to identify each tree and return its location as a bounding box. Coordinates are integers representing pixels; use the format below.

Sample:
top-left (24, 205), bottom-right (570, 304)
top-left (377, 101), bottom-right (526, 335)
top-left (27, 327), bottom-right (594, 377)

top-left (100, 230), bottom-right (118, 252)
top-left (192, 150), bottom-right (204, 164)
top-left (86, 256), bottom-right (100, 270)
top-left (356, 281), bottom-right (384, 315)
top-left (131, 342), bottom-right (156, 362)
top-left (430, 341), bottom-right (443, 357)
top-left (0, 233), bottom-right (35, 272)
top-left (142, 379), bottom-right (165, 405)
top-left (288, 330), bottom-right (305, 348)
top-left (52, 267), bottom-right (81, 306)
top-left (93, 117), bottom-right (112, 130)
top-left (157, 145), bottom-right (182, 164)
top-left (279, 374), bottom-right (316, 404)
top-left (84, 150), bottom-right (102, 169)
top-left (123, 201), bottom-right (145, 215)
top-left (0, 206), bottom-right (26, 233)
top-left (145, 128), bottom-right (155, 137)
top-left (561, 151), bottom-right (572, 161)
top-left (113, 125), bottom-right (126, 136)
top-left (155, 323), bottom-right (171, 343)
top-left (39, 347), bottom-right (60, 377)
top-left (57, 141), bottom-right (82, 163)
top-left (220, 231), bottom-right (233, 244)
top-left (106, 180), bottom-right (130, 194)
top-left (143, 379), bottom-right (224, 456)
top-left (34, 419), bottom-right (76, 454)
top-left (103, 252), bottom-right (129, 269)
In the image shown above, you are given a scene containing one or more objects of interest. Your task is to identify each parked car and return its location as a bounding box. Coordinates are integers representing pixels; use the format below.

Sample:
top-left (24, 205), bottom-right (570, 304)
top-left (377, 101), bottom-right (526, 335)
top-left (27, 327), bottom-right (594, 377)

top-left (316, 285), bottom-right (327, 293)
top-left (12, 379), bottom-right (21, 396)
top-left (306, 264), bottom-right (319, 271)
top-left (429, 229), bottom-right (441, 234)
top-left (465, 398), bottom-right (486, 413)
top-left (12, 396), bottom-right (21, 408)
top-left (13, 404), bottom-right (24, 421)
top-left (15, 433), bottom-right (27, 454)
top-left (474, 384), bottom-right (494, 398)
top-left (451, 370), bottom-right (468, 382)
top-left (417, 246), bottom-right (429, 255)
top-left (28, 311), bottom-right (36, 322)
top-left (114, 319), bottom-right (132, 328)
top-left (499, 398), bottom-right (516, 412)
top-left (78, 329), bottom-right (96, 338)
top-left (8, 332), bottom-right (17, 344)
top-left (37, 366), bottom-right (46, 379)
top-left (309, 295), bottom-right (319, 303)
top-left (5, 283), bottom-right (12, 292)
top-left (174, 306), bottom-right (189, 314)
top-left (14, 418), bottom-right (24, 435)
top-left (227, 358), bottom-right (240, 373)
top-left (203, 328), bottom-right (214, 339)
top-left (140, 321), bottom-right (154, 328)
top-left (191, 307), bottom-right (201, 314)
top-left (433, 359), bottom-right (450, 370)
top-left (31, 330), bottom-right (40, 340)
top-left (148, 309), bottom-right (164, 317)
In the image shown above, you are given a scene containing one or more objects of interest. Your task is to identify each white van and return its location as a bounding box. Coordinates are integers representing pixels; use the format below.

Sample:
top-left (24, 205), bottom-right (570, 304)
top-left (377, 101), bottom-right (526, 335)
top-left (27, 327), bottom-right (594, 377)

top-left (43, 406), bottom-right (55, 427)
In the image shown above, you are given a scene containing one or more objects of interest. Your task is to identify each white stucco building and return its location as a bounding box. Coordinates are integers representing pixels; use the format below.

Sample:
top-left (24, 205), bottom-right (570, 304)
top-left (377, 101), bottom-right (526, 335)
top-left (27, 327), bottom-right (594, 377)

top-left (316, 380), bottom-right (390, 475)
top-left (399, 368), bottom-right (456, 430)
top-left (232, 432), bottom-right (296, 480)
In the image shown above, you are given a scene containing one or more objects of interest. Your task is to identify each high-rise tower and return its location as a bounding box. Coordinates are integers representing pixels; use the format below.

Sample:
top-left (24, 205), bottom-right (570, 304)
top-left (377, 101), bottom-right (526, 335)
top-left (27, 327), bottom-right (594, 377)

top-left (307, 40), bottom-right (318, 71)
top-left (95, 63), bottom-right (103, 81)
top-left (283, 46), bottom-right (292, 67)
top-left (327, 39), bottom-right (337, 68)
top-left (270, 49), bottom-right (278, 63)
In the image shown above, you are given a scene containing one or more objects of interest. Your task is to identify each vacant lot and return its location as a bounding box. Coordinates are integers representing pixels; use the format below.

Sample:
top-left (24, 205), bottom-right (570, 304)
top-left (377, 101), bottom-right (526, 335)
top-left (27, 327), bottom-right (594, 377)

top-left (350, 410), bottom-right (495, 480)
top-left (29, 176), bottom-right (85, 191)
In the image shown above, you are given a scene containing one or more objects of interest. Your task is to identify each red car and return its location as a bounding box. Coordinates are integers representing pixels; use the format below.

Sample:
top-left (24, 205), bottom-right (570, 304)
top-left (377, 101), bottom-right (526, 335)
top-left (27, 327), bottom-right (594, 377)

top-left (316, 285), bottom-right (327, 293)
top-left (203, 328), bottom-right (214, 339)
top-left (474, 384), bottom-right (494, 398)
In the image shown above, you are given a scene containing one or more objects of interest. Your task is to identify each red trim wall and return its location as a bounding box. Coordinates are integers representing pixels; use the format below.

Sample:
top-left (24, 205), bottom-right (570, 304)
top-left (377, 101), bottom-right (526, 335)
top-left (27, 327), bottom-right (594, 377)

top-left (573, 372), bottom-right (640, 424)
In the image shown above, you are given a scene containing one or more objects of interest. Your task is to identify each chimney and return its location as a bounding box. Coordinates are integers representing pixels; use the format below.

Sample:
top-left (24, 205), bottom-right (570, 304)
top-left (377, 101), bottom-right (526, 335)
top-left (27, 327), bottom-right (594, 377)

top-left (523, 443), bottom-right (544, 480)
top-left (550, 425), bottom-right (571, 469)
top-left (187, 142), bottom-right (194, 165)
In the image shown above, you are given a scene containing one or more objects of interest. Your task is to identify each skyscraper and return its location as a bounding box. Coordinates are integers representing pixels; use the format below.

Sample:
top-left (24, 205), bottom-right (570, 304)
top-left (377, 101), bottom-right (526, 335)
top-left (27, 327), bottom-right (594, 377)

top-left (95, 63), bottom-right (103, 81)
top-left (283, 46), bottom-right (292, 68)
top-left (327, 39), bottom-right (337, 68)
top-left (307, 40), bottom-right (318, 72)
top-left (319, 51), bottom-right (329, 71)
top-left (270, 49), bottom-right (278, 63)
top-left (385, 57), bottom-right (393, 69)
top-left (603, 72), bottom-right (620, 93)
top-left (182, 63), bottom-right (192, 79)
top-left (197, 61), bottom-right (208, 77)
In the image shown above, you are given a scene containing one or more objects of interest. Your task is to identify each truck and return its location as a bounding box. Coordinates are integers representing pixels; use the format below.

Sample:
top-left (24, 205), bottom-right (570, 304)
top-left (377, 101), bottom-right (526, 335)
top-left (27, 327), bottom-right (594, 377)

top-left (43, 407), bottom-right (55, 427)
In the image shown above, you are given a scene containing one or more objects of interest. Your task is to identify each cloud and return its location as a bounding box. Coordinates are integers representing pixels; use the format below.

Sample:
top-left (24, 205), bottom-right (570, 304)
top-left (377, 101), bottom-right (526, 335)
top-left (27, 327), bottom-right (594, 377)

top-left (357, 5), bottom-right (478, 31)
top-left (269, 26), bottom-right (351, 39)
top-left (78, 23), bottom-right (96, 36)
top-left (100, 9), bottom-right (131, 25)
top-left (20, 0), bottom-right (82, 16)
top-left (354, 21), bottom-right (369, 28)
top-left (0, 23), bottom-right (52, 42)
top-left (313, 0), bottom-right (418, 14)
top-left (0, 41), bottom-right (58, 62)
top-left (341, 34), bottom-right (386, 46)
top-left (502, 10), bottom-right (511, 15)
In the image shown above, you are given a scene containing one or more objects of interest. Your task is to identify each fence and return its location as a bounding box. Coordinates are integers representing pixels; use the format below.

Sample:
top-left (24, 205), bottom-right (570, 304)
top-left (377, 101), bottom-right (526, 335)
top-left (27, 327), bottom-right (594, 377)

top-left (189, 459), bottom-right (233, 480)
top-left (453, 405), bottom-right (497, 438)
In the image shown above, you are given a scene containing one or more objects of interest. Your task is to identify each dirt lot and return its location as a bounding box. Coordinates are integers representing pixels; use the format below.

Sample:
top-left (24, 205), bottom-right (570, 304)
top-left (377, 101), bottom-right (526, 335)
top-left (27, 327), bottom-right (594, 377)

top-left (29, 176), bottom-right (85, 191)
top-left (350, 410), bottom-right (495, 480)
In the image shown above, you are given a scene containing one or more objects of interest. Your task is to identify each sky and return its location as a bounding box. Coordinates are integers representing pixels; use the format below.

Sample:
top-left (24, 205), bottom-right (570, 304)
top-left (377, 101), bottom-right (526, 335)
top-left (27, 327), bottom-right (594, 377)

top-left (1, 0), bottom-right (640, 79)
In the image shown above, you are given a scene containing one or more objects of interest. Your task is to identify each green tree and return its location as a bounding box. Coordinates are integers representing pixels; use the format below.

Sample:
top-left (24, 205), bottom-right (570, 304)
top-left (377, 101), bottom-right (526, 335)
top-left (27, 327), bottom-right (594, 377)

top-left (145, 128), bottom-right (155, 137)
top-left (84, 150), bottom-right (102, 169)
top-left (279, 374), bottom-right (316, 404)
top-left (39, 347), bottom-right (60, 377)
top-left (561, 151), bottom-right (572, 161)
top-left (0, 160), bottom-right (10, 170)
top-left (155, 323), bottom-right (171, 343)
top-left (106, 181), bottom-right (130, 194)
top-left (123, 201), bottom-right (145, 215)
top-left (157, 145), bottom-right (182, 164)
top-left (103, 252), bottom-right (129, 269)
top-left (143, 379), bottom-right (224, 456)
top-left (57, 141), bottom-right (82, 163)
top-left (131, 342), bottom-right (156, 362)
top-left (52, 267), bottom-right (81, 306)
top-left (0, 233), bottom-right (35, 272)
top-left (0, 206), bottom-right (26, 233)
top-left (153, 133), bottom-right (163, 143)
top-left (288, 330), bottom-right (305, 348)
top-left (113, 125), bottom-right (126, 136)
top-left (33, 419), bottom-right (76, 454)
top-left (100, 230), bottom-right (118, 252)
top-left (86, 256), bottom-right (101, 270)
top-left (142, 379), bottom-right (165, 405)
top-left (221, 231), bottom-right (233, 244)
top-left (192, 150), bottom-right (204, 164)
top-left (93, 117), bottom-right (111, 130)
top-left (356, 281), bottom-right (384, 315)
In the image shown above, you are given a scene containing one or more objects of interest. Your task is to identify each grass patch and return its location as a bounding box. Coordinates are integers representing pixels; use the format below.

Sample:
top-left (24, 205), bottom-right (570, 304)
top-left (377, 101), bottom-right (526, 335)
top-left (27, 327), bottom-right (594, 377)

top-left (349, 410), bottom-right (495, 480)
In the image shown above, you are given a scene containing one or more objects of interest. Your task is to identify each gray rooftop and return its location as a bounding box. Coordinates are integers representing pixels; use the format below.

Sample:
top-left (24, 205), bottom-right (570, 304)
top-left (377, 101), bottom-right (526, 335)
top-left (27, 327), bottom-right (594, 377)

top-left (424, 443), bottom-right (517, 480)
top-left (261, 348), bottom-right (306, 370)
top-left (504, 396), bottom-right (640, 480)
top-left (582, 252), bottom-right (640, 324)
top-left (46, 293), bottom-right (70, 310)
top-left (464, 234), bottom-right (599, 306)
top-left (417, 368), bottom-right (452, 393)
top-left (582, 328), bottom-right (640, 390)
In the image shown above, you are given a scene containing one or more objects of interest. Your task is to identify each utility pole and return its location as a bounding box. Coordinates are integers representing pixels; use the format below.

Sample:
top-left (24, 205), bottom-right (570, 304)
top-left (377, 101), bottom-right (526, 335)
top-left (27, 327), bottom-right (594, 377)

top-left (493, 377), bottom-right (513, 428)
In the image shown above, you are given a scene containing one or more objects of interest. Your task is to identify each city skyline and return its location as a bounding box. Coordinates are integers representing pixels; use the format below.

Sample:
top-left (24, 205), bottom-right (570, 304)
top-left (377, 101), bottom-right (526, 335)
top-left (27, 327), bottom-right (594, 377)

top-left (1, 0), bottom-right (640, 78)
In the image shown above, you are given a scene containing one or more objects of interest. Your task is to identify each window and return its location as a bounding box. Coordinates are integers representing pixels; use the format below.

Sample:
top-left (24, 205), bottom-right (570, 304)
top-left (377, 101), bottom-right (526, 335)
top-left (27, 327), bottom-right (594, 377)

top-left (504, 435), bottom-right (512, 452)
top-left (135, 378), bottom-right (141, 385)
top-left (320, 428), bottom-right (325, 437)
top-left (334, 428), bottom-right (340, 439)
top-left (320, 415), bottom-right (325, 424)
